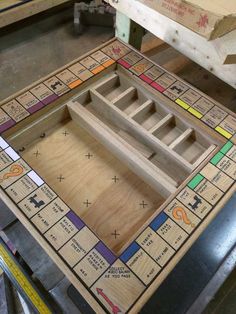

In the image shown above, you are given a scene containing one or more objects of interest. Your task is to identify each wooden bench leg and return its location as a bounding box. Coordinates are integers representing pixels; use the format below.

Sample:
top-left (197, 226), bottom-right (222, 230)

top-left (115, 11), bottom-right (144, 50)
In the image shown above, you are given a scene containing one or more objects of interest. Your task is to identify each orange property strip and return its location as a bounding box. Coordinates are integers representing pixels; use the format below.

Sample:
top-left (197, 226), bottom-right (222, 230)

top-left (102, 59), bottom-right (115, 68)
top-left (68, 79), bottom-right (83, 89)
top-left (91, 65), bottom-right (105, 74)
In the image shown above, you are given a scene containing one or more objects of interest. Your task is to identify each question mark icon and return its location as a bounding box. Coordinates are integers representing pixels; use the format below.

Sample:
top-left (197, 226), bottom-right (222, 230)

top-left (133, 64), bottom-right (145, 72)
top-left (0, 164), bottom-right (24, 183)
top-left (173, 207), bottom-right (195, 228)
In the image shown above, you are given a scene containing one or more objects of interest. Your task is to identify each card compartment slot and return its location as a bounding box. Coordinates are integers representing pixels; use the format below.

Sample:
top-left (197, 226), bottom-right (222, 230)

top-left (132, 101), bottom-right (168, 131)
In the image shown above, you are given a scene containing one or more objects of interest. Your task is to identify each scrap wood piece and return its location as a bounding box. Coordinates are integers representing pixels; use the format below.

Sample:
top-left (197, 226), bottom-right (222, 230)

top-left (213, 29), bottom-right (236, 65)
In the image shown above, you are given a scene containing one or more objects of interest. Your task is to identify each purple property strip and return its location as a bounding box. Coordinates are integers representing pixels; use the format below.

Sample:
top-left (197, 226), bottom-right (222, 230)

top-left (27, 101), bottom-right (45, 114)
top-left (66, 211), bottom-right (85, 231)
top-left (95, 242), bottom-right (117, 265)
top-left (42, 94), bottom-right (59, 105)
top-left (0, 120), bottom-right (16, 133)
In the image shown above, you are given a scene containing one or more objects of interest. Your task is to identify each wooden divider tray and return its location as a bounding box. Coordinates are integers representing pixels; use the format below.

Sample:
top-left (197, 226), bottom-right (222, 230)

top-left (0, 38), bottom-right (235, 313)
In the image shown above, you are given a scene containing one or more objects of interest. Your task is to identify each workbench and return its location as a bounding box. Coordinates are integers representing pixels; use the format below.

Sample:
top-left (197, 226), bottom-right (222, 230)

top-left (109, 0), bottom-right (236, 88)
top-left (0, 0), bottom-right (73, 29)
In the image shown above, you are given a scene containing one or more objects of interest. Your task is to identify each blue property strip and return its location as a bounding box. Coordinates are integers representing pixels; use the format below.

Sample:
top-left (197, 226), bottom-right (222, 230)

top-left (150, 212), bottom-right (168, 231)
top-left (120, 242), bottom-right (140, 263)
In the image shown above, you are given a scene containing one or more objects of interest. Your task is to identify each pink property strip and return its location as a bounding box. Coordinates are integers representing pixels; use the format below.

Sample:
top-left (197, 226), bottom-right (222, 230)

top-left (150, 81), bottom-right (165, 93)
top-left (117, 59), bottom-right (131, 69)
top-left (139, 74), bottom-right (153, 84)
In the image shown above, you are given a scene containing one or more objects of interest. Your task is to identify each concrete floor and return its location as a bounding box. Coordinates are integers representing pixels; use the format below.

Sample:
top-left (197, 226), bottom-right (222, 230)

top-left (204, 267), bottom-right (236, 314)
top-left (0, 4), bottom-right (113, 101)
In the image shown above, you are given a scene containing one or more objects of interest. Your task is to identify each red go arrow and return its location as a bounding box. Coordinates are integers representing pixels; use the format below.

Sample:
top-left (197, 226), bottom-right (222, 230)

top-left (96, 288), bottom-right (121, 314)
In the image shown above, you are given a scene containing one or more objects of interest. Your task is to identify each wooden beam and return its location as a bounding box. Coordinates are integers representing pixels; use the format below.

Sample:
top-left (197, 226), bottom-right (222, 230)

top-left (163, 55), bottom-right (192, 74)
top-left (141, 34), bottom-right (169, 57)
top-left (115, 11), bottom-right (145, 50)
top-left (109, 0), bottom-right (236, 88)
top-left (0, 0), bottom-right (72, 29)
top-left (213, 30), bottom-right (236, 65)
top-left (137, 0), bottom-right (236, 40)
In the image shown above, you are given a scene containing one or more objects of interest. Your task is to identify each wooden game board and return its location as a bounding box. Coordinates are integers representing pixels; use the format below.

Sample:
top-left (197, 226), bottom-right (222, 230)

top-left (0, 38), bottom-right (235, 313)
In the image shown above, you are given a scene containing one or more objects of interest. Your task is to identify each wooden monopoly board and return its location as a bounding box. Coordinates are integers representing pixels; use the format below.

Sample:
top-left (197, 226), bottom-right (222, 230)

top-left (0, 38), bottom-right (235, 313)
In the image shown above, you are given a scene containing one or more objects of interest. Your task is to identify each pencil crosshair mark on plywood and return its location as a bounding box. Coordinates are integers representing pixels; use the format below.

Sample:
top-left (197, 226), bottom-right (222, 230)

top-left (57, 175), bottom-right (65, 182)
top-left (140, 201), bottom-right (148, 208)
top-left (83, 199), bottom-right (92, 207)
top-left (111, 230), bottom-right (120, 239)
top-left (112, 176), bottom-right (119, 183)
top-left (33, 150), bottom-right (40, 158)
top-left (62, 131), bottom-right (69, 136)
top-left (85, 153), bottom-right (93, 159)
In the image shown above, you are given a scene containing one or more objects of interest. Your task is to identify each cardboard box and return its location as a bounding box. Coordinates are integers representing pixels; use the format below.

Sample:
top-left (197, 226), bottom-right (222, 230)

top-left (138, 0), bottom-right (236, 40)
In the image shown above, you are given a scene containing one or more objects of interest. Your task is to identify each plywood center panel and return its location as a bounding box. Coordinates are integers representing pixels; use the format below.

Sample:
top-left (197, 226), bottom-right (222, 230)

top-left (21, 119), bottom-right (165, 254)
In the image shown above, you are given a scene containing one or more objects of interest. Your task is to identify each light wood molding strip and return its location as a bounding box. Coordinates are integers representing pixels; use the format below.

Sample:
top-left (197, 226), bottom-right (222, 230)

top-left (193, 144), bottom-right (217, 168)
top-left (112, 87), bottom-right (136, 107)
top-left (149, 113), bottom-right (173, 134)
top-left (129, 99), bottom-right (153, 118)
top-left (169, 128), bottom-right (193, 150)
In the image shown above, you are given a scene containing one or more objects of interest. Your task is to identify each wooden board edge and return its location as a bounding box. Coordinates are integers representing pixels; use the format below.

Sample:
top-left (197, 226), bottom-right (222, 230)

top-left (0, 0), bottom-right (73, 29)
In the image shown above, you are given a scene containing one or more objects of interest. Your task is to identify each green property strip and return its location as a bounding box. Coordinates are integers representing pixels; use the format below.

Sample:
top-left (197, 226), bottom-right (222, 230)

top-left (188, 173), bottom-right (204, 190)
top-left (211, 152), bottom-right (224, 166)
top-left (220, 141), bottom-right (233, 155)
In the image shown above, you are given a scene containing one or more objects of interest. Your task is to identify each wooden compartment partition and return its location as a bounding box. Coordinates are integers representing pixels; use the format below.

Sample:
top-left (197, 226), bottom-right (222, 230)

top-left (72, 71), bottom-right (217, 172)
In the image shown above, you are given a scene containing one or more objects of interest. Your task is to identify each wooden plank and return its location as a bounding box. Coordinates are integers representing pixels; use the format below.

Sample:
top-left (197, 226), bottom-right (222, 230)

top-left (111, 0), bottom-right (236, 88)
top-left (141, 33), bottom-right (169, 57)
top-left (0, 0), bottom-right (72, 29)
top-left (115, 11), bottom-right (145, 50)
top-left (137, 0), bottom-right (236, 40)
top-left (0, 0), bottom-right (31, 13)
top-left (213, 30), bottom-right (236, 64)
top-left (162, 55), bottom-right (192, 75)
